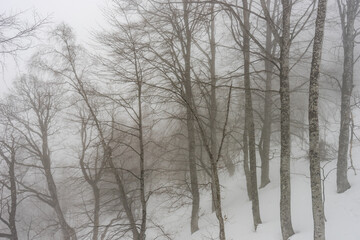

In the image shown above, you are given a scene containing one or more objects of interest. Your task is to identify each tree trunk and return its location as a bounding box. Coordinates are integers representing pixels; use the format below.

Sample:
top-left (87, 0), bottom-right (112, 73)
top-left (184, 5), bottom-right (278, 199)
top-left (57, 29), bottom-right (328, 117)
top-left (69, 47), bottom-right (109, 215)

top-left (210, 160), bottom-right (226, 240)
top-left (209, 0), bottom-right (219, 213)
top-left (44, 168), bottom-right (77, 240)
top-left (243, 131), bottom-right (252, 200)
top-left (242, 0), bottom-right (262, 230)
top-left (279, 1), bottom-right (295, 239)
top-left (182, 0), bottom-right (200, 233)
top-left (336, 0), bottom-right (357, 193)
top-left (92, 186), bottom-right (100, 240)
top-left (186, 91), bottom-right (200, 234)
top-left (42, 137), bottom-right (77, 240)
top-left (138, 82), bottom-right (147, 240)
top-left (308, 0), bottom-right (327, 239)
top-left (107, 147), bottom-right (140, 240)
top-left (224, 138), bottom-right (235, 176)
top-left (260, 0), bottom-right (274, 189)
top-left (9, 152), bottom-right (18, 240)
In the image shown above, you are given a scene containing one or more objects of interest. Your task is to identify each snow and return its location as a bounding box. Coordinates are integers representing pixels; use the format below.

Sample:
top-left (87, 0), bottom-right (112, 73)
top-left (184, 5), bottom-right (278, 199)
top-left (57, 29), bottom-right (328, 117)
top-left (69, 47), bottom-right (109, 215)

top-left (148, 146), bottom-right (360, 240)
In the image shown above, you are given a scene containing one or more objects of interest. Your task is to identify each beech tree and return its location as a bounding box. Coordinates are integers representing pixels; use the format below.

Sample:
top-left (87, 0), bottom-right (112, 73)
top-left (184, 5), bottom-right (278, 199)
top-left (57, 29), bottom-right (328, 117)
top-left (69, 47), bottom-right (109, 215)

top-left (336, 0), bottom-right (360, 193)
top-left (277, 2), bottom-right (295, 237)
top-left (42, 23), bottom-right (154, 240)
top-left (258, 0), bottom-right (279, 189)
top-left (259, 1), bottom-right (315, 238)
top-left (240, 0), bottom-right (262, 230)
top-left (136, 0), bottom-right (204, 233)
top-left (97, 7), bottom-right (153, 238)
top-left (76, 109), bottom-right (104, 240)
top-left (6, 76), bottom-right (77, 240)
top-left (308, 0), bottom-right (327, 239)
top-left (0, 127), bottom-right (19, 240)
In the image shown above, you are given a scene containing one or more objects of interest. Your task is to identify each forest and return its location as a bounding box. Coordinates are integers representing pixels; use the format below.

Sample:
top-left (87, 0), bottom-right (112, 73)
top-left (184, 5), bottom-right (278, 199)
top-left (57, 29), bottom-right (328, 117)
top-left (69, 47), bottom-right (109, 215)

top-left (0, 0), bottom-right (359, 239)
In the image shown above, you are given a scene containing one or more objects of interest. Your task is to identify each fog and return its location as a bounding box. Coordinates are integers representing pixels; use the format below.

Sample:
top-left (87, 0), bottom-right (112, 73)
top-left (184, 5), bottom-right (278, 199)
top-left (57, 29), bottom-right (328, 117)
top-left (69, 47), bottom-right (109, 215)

top-left (0, 1), bottom-right (359, 240)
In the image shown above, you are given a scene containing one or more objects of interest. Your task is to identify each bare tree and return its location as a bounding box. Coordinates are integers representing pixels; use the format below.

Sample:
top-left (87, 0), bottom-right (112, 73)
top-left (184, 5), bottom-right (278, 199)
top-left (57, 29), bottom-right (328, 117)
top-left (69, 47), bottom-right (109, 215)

top-left (259, 1), bottom-right (315, 238)
top-left (97, 7), bottom-right (155, 238)
top-left (5, 75), bottom-right (77, 240)
top-left (308, 0), bottom-right (327, 239)
top-left (179, 1), bottom-right (200, 233)
top-left (41, 24), bottom-right (151, 240)
top-left (135, 0), bottom-right (205, 233)
top-left (277, 2), bottom-right (295, 237)
top-left (76, 109), bottom-right (104, 240)
top-left (0, 127), bottom-right (19, 240)
top-left (336, 0), bottom-right (360, 193)
top-left (224, 0), bottom-right (314, 237)
top-left (258, 0), bottom-right (279, 189)
top-left (0, 11), bottom-right (45, 68)
top-left (208, 0), bottom-right (220, 213)
top-left (241, 0), bottom-right (262, 230)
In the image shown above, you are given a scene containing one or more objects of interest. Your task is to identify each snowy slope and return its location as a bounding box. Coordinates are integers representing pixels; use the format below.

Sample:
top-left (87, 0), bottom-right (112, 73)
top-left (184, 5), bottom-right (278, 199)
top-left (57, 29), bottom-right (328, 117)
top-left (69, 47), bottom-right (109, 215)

top-left (149, 147), bottom-right (360, 240)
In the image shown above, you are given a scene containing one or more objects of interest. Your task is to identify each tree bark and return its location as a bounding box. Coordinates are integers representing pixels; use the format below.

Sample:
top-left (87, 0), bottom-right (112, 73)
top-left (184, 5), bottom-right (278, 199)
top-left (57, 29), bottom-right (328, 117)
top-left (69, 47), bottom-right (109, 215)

top-left (189, 78), bottom-right (232, 240)
top-left (0, 233), bottom-right (12, 239)
top-left (137, 78), bottom-right (147, 240)
top-left (279, 1), bottom-right (295, 239)
top-left (182, 0), bottom-right (200, 233)
top-left (209, 0), bottom-right (219, 213)
top-left (79, 119), bottom-right (101, 240)
top-left (13, 77), bottom-right (78, 240)
top-left (9, 151), bottom-right (18, 240)
top-left (210, 160), bottom-right (226, 240)
top-left (243, 131), bottom-right (252, 200)
top-left (242, 0), bottom-right (262, 230)
top-left (308, 0), bottom-right (327, 239)
top-left (259, 0), bottom-right (274, 189)
top-left (37, 115), bottom-right (77, 240)
top-left (0, 145), bottom-right (19, 240)
top-left (110, 163), bottom-right (140, 240)
top-left (92, 186), bottom-right (100, 240)
top-left (42, 145), bottom-right (77, 240)
top-left (186, 82), bottom-right (200, 235)
top-left (336, 0), bottom-right (358, 193)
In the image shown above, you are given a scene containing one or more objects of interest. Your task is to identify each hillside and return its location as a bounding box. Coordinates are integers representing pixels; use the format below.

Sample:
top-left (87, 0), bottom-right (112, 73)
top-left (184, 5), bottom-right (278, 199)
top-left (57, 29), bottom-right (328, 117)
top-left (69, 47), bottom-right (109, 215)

top-left (149, 147), bottom-right (360, 240)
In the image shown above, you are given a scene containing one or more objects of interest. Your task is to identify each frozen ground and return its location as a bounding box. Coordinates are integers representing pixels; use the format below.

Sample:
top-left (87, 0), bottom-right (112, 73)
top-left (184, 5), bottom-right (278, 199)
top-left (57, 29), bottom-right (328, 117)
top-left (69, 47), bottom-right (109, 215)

top-left (148, 146), bottom-right (360, 240)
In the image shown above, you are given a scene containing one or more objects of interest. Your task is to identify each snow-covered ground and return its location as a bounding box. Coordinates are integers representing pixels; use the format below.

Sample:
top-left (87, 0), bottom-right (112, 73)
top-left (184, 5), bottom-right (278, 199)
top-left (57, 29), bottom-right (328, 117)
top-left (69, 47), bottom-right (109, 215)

top-left (148, 146), bottom-right (360, 240)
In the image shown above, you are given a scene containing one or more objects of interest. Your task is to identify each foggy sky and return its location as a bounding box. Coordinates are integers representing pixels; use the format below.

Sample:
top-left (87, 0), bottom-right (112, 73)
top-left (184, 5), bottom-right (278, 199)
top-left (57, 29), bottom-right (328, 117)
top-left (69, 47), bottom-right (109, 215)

top-left (1, 0), bottom-right (105, 95)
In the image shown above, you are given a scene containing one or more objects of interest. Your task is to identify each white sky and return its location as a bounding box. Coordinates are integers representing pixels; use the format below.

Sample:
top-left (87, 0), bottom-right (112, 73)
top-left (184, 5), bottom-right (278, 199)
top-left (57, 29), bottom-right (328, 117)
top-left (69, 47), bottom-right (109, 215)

top-left (1, 0), bottom-right (106, 95)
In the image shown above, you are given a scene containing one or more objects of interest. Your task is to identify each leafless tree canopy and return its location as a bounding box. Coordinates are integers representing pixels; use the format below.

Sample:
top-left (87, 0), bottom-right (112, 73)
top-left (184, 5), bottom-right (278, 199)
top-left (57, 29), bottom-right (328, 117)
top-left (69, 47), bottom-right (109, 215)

top-left (0, 0), bottom-right (359, 240)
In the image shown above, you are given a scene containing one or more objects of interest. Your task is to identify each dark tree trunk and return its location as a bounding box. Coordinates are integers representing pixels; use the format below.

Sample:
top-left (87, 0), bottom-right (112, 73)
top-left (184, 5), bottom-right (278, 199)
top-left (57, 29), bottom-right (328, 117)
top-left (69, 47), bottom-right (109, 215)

top-left (209, 0), bottom-right (219, 213)
top-left (259, 0), bottom-right (274, 189)
top-left (42, 135), bottom-right (77, 240)
top-left (243, 131), bottom-right (252, 200)
top-left (186, 86), bottom-right (200, 234)
top-left (79, 123), bottom-right (101, 240)
top-left (108, 151), bottom-right (140, 240)
top-left (182, 0), bottom-right (200, 233)
top-left (9, 152), bottom-right (18, 240)
top-left (336, 0), bottom-right (358, 193)
top-left (44, 166), bottom-right (77, 240)
top-left (210, 160), bottom-right (226, 240)
top-left (224, 139), bottom-right (235, 176)
top-left (0, 147), bottom-right (20, 240)
top-left (138, 81), bottom-right (147, 240)
top-left (92, 186), bottom-right (100, 240)
top-left (279, 1), bottom-right (295, 239)
top-left (242, 0), bottom-right (262, 230)
top-left (308, 0), bottom-right (327, 239)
